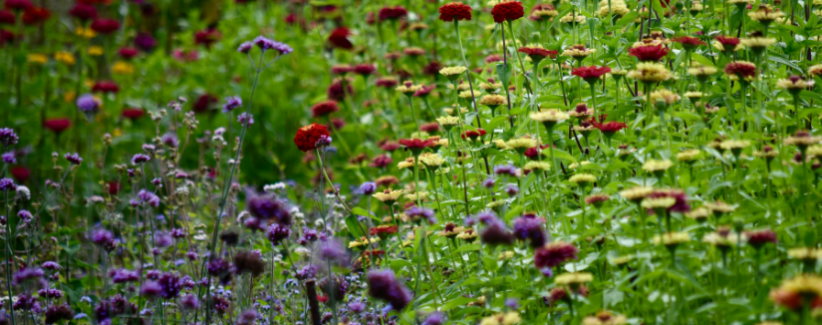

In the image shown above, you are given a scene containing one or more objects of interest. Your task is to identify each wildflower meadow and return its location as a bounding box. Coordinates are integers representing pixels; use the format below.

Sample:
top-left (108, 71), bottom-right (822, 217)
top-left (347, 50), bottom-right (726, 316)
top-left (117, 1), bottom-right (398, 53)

top-left (2, 0), bottom-right (822, 324)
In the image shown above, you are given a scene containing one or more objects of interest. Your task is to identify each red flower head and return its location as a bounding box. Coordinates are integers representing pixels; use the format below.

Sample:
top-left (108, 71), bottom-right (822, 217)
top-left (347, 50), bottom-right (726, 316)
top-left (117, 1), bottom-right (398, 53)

top-left (524, 144), bottom-right (551, 160)
top-left (370, 225), bottom-right (398, 237)
top-left (369, 154), bottom-right (393, 168)
top-left (628, 45), bottom-right (670, 61)
top-left (378, 6), bottom-right (408, 21)
top-left (328, 27), bottom-right (353, 50)
top-left (571, 66), bottom-right (611, 83)
top-left (461, 129), bottom-right (487, 141)
top-left (327, 79), bottom-right (354, 101)
top-left (0, 10), bottom-right (14, 25)
top-left (194, 28), bottom-right (220, 48)
top-left (419, 122), bottom-right (440, 133)
top-left (380, 141), bottom-right (400, 151)
top-left (311, 100), bottom-right (340, 118)
top-left (518, 47), bottom-right (558, 62)
top-left (745, 229), bottom-right (777, 249)
top-left (22, 6), bottom-right (49, 25)
top-left (593, 121), bottom-right (627, 135)
top-left (714, 36), bottom-right (740, 53)
top-left (671, 36), bottom-right (706, 50)
top-left (438, 2), bottom-right (472, 22)
top-left (107, 181), bottom-right (120, 195)
top-left (294, 123), bottom-right (331, 152)
top-left (491, 0), bottom-right (524, 23)
top-left (723, 61), bottom-right (756, 79)
top-left (4, 0), bottom-right (31, 12)
top-left (118, 47), bottom-right (139, 60)
top-left (192, 94), bottom-right (217, 113)
top-left (646, 189), bottom-right (691, 214)
top-left (92, 81), bottom-right (120, 94)
top-left (353, 63), bottom-right (376, 76)
top-left (69, 3), bottom-right (97, 21)
top-left (399, 138), bottom-right (436, 149)
top-left (534, 242), bottom-right (578, 271)
top-left (375, 77), bottom-right (398, 88)
top-left (10, 166), bottom-right (29, 183)
top-left (121, 108), bottom-right (145, 120)
top-left (331, 118), bottom-right (346, 130)
top-left (90, 18), bottom-right (120, 34)
top-left (43, 118), bottom-right (71, 134)
top-left (413, 85), bottom-right (435, 97)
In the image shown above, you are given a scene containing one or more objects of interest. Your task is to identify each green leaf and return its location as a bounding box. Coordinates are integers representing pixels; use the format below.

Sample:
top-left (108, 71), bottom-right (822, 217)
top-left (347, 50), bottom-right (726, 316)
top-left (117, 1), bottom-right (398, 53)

top-left (455, 243), bottom-right (481, 253)
top-left (767, 55), bottom-right (803, 73)
top-left (344, 214), bottom-right (364, 238)
top-left (496, 63), bottom-right (512, 88)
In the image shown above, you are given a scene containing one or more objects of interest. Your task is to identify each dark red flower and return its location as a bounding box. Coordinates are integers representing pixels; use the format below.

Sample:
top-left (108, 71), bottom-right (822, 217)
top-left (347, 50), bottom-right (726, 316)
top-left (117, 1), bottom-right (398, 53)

top-left (419, 122), bottom-right (440, 133)
top-left (331, 118), bottom-right (345, 130)
top-left (671, 36), bottom-right (706, 50)
top-left (592, 121), bottom-right (627, 134)
top-left (524, 144), bottom-right (551, 160)
top-left (646, 189), bottom-right (690, 214)
top-left (194, 29), bottom-right (220, 48)
top-left (398, 138), bottom-right (436, 149)
top-left (378, 6), bottom-right (408, 21)
top-left (311, 100), bottom-right (340, 118)
top-left (461, 129), bottom-right (487, 141)
top-left (380, 141), bottom-right (400, 151)
top-left (108, 181), bottom-right (120, 195)
top-left (413, 85), bottom-right (435, 97)
top-left (92, 81), bottom-right (119, 94)
top-left (571, 66), bottom-right (612, 83)
top-left (745, 229), bottom-right (777, 248)
top-left (628, 45), bottom-right (670, 61)
top-left (3, 0), bottom-right (31, 11)
top-left (21, 6), bottom-right (49, 25)
top-left (534, 242), bottom-right (578, 270)
top-left (375, 77), bottom-right (398, 88)
top-left (422, 61), bottom-right (443, 76)
top-left (714, 36), bottom-right (740, 53)
top-left (69, 3), bottom-right (97, 21)
top-left (0, 30), bottom-right (16, 46)
top-left (353, 63), bottom-right (376, 76)
top-left (121, 108), bottom-right (144, 120)
top-left (723, 61), bottom-right (757, 79)
top-left (43, 118), bottom-right (71, 134)
top-left (491, 1), bottom-right (524, 23)
top-left (90, 18), bottom-right (120, 34)
top-left (294, 123), bottom-right (331, 152)
top-left (518, 47), bottom-right (558, 61)
top-left (10, 166), bottom-right (29, 183)
top-left (369, 154), bottom-right (393, 168)
top-left (327, 79), bottom-right (354, 101)
top-left (438, 2), bottom-right (472, 22)
top-left (328, 27), bottom-right (353, 50)
top-left (192, 94), bottom-right (218, 113)
top-left (118, 47), bottom-right (139, 60)
top-left (0, 10), bottom-right (13, 25)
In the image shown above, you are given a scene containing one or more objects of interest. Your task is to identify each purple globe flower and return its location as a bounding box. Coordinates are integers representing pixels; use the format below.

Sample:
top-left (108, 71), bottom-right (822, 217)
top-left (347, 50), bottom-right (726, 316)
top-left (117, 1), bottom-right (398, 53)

top-left (237, 112), bottom-right (254, 126)
top-left (12, 267), bottom-right (43, 285)
top-left (512, 214), bottom-right (547, 248)
top-left (493, 164), bottom-right (519, 177)
top-left (109, 268), bottom-right (139, 283)
top-left (92, 229), bottom-right (114, 247)
top-left (246, 195), bottom-right (290, 224)
top-left (157, 272), bottom-right (182, 299)
top-left (0, 128), bottom-right (19, 146)
top-left (348, 299), bottom-right (366, 313)
top-left (140, 281), bottom-right (162, 298)
top-left (367, 269), bottom-right (412, 311)
top-left (237, 42), bottom-right (252, 53)
top-left (0, 178), bottom-right (15, 191)
top-left (154, 231), bottom-right (173, 248)
top-left (131, 153), bottom-right (150, 165)
top-left (405, 206), bottom-right (436, 224)
top-left (135, 33), bottom-right (156, 52)
top-left (223, 96), bottom-right (242, 113)
top-left (76, 94), bottom-right (99, 113)
top-left (266, 223), bottom-right (291, 246)
top-left (237, 309), bottom-right (258, 325)
top-left (64, 153), bottom-right (83, 165)
top-left (359, 182), bottom-right (377, 195)
top-left (42, 261), bottom-right (61, 270)
top-left (181, 294), bottom-right (199, 310)
top-left (422, 312), bottom-right (446, 325)
top-left (2, 151), bottom-right (16, 164)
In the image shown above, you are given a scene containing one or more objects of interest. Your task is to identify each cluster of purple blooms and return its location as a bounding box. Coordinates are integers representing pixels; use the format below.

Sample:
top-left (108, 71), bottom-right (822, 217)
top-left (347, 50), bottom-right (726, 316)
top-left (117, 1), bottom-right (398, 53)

top-left (238, 36), bottom-right (293, 55)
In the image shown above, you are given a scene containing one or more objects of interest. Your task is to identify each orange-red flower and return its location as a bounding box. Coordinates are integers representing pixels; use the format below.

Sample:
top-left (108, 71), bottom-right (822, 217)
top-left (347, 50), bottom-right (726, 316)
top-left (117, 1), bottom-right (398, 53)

top-left (491, 1), bottom-right (524, 23)
top-left (628, 45), bottom-right (670, 61)
top-left (294, 123), bottom-right (331, 152)
top-left (438, 2), bottom-right (472, 22)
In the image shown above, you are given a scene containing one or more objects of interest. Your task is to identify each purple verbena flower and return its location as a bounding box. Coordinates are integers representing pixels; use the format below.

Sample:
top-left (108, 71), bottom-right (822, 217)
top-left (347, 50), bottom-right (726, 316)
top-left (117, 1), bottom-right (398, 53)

top-left (76, 94), bottom-right (99, 112)
top-left (237, 42), bottom-right (253, 53)
top-left (223, 96), bottom-right (242, 113)
top-left (64, 153), bottom-right (82, 165)
top-left (237, 112), bottom-right (254, 126)
top-left (2, 152), bottom-right (15, 164)
top-left (131, 153), bottom-right (150, 165)
top-left (367, 269), bottom-right (412, 311)
top-left (0, 178), bottom-right (15, 191)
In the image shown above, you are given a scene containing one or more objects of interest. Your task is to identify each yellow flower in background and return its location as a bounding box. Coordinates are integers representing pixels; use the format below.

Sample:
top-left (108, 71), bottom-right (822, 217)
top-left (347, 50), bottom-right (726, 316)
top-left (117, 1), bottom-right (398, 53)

top-left (88, 46), bottom-right (104, 56)
top-left (27, 54), bottom-right (48, 64)
top-left (54, 51), bottom-right (76, 65)
top-left (84, 79), bottom-right (95, 88)
top-left (63, 91), bottom-right (77, 103)
top-left (76, 27), bottom-right (97, 39)
top-left (112, 61), bottom-right (134, 75)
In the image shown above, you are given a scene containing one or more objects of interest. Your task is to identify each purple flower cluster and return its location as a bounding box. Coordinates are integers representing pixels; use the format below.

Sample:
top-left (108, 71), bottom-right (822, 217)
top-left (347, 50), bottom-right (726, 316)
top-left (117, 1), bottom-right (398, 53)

top-left (109, 268), bottom-right (139, 283)
top-left (137, 189), bottom-right (160, 207)
top-left (64, 153), bottom-right (83, 165)
top-left (367, 269), bottom-right (412, 311)
top-left (295, 264), bottom-right (318, 280)
top-left (251, 36), bottom-right (293, 54)
top-left (223, 96), bottom-right (242, 112)
top-left (131, 153), bottom-right (151, 165)
top-left (76, 93), bottom-right (99, 112)
top-left (493, 164), bottom-right (519, 177)
top-left (0, 128), bottom-right (18, 146)
top-left (405, 206), bottom-right (436, 224)
top-left (359, 181), bottom-right (377, 195)
top-left (266, 223), bottom-right (291, 246)
top-left (246, 195), bottom-right (291, 225)
top-left (157, 272), bottom-right (183, 299)
top-left (13, 267), bottom-right (43, 284)
top-left (512, 214), bottom-right (547, 248)
top-left (237, 112), bottom-right (254, 126)
top-left (0, 178), bottom-right (15, 191)
top-left (2, 152), bottom-right (15, 164)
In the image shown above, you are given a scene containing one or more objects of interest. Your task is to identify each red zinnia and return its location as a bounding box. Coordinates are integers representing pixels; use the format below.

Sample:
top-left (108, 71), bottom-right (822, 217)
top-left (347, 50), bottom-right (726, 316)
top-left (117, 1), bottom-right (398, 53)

top-left (627, 45), bottom-right (670, 61)
top-left (327, 79), bottom-right (354, 101)
top-left (121, 108), bottom-right (144, 120)
top-left (119, 47), bottom-right (139, 60)
top-left (194, 29), bottom-right (220, 48)
top-left (398, 138), bottom-right (436, 149)
top-left (461, 129), bottom-right (487, 141)
top-left (714, 36), bottom-right (740, 53)
top-left (353, 63), bottom-right (376, 76)
top-left (491, 1), bottom-right (524, 23)
top-left (413, 85), bottom-right (435, 97)
top-left (524, 144), bottom-right (551, 160)
top-left (438, 2), bottom-right (472, 22)
top-left (92, 81), bottom-right (119, 94)
top-left (328, 27), bottom-right (353, 50)
top-left (370, 225), bottom-right (398, 237)
top-left (534, 242), bottom-right (578, 270)
top-left (518, 47), bottom-right (558, 62)
top-left (43, 118), bottom-right (71, 134)
top-left (3, 0), bottom-right (31, 11)
top-left (419, 122), bottom-right (440, 133)
top-left (723, 61), bottom-right (757, 79)
top-left (22, 6), bottom-right (49, 25)
top-left (294, 123), bottom-right (331, 152)
top-left (0, 10), bottom-right (13, 25)
top-left (592, 121), bottom-right (627, 134)
top-left (311, 100), bottom-right (340, 118)
top-left (107, 181), bottom-right (121, 195)
top-left (369, 154), bottom-right (393, 168)
top-left (90, 18), bottom-right (120, 34)
top-left (745, 229), bottom-right (777, 248)
top-left (193, 94), bottom-right (218, 113)
top-left (380, 141), bottom-right (400, 151)
top-left (571, 66), bottom-right (612, 83)
top-left (69, 3), bottom-right (97, 21)
top-left (671, 36), bottom-right (706, 50)
top-left (378, 6), bottom-right (408, 21)
top-left (10, 166), bottom-right (29, 183)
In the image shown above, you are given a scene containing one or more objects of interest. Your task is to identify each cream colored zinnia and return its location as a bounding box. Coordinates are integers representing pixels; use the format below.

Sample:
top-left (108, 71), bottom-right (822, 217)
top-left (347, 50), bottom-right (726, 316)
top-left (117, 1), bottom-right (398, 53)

top-left (642, 159), bottom-right (673, 172)
top-left (555, 272), bottom-right (594, 285)
top-left (439, 66), bottom-right (467, 77)
top-left (628, 62), bottom-right (672, 83)
top-left (653, 232), bottom-right (690, 246)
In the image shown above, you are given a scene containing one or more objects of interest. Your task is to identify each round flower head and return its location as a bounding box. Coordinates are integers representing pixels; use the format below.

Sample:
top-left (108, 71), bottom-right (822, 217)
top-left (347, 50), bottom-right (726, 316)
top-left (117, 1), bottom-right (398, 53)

top-left (596, 2), bottom-right (630, 17)
top-left (653, 232), bottom-right (690, 246)
top-left (293, 123), bottom-right (331, 152)
top-left (769, 274), bottom-right (822, 310)
top-left (628, 45), bottom-right (670, 62)
top-left (741, 35), bottom-right (777, 52)
top-left (491, 0), bottom-right (524, 23)
top-left (480, 312), bottom-right (521, 325)
top-left (518, 47), bottom-right (558, 62)
top-left (723, 61), bottom-right (757, 83)
top-left (223, 96), bottom-right (242, 113)
top-left (572, 66), bottom-right (612, 83)
top-left (328, 27), bottom-right (353, 50)
top-left (808, 64), bottom-right (822, 78)
top-left (534, 241), bottom-right (578, 272)
top-left (784, 130), bottom-right (821, 148)
top-left (748, 5), bottom-right (785, 24)
top-left (719, 139), bottom-right (751, 155)
top-left (676, 149), bottom-right (701, 163)
top-left (555, 272), bottom-right (593, 286)
top-left (687, 65), bottom-right (718, 80)
top-left (569, 173), bottom-right (595, 185)
top-left (713, 36), bottom-right (743, 53)
top-left (478, 94), bottom-right (506, 108)
top-left (628, 62), bottom-right (672, 83)
top-left (310, 100), bottom-right (340, 118)
top-left (562, 44), bottom-right (595, 58)
top-left (530, 109), bottom-right (569, 129)
top-left (650, 89), bottom-right (681, 107)
top-left (559, 12), bottom-right (587, 24)
top-left (531, 4), bottom-right (559, 20)
top-left (776, 75), bottom-right (814, 95)
top-left (367, 269), bottom-right (412, 311)
top-left (373, 189), bottom-right (404, 204)
top-left (439, 2), bottom-right (472, 21)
